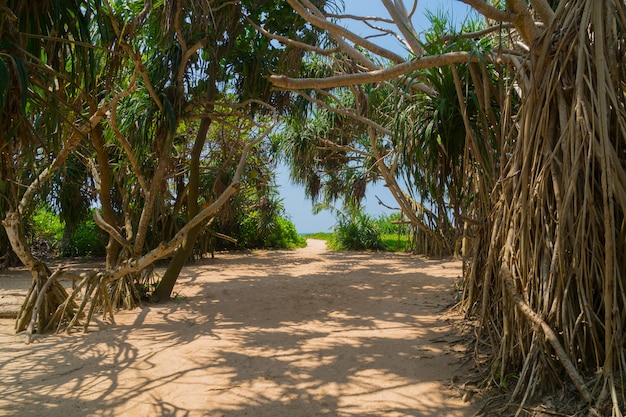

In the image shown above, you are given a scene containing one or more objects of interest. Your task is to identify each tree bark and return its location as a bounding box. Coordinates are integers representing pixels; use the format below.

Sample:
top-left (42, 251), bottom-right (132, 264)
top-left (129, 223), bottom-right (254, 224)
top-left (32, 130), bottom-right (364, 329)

top-left (59, 221), bottom-right (75, 256)
top-left (153, 118), bottom-right (212, 301)
top-left (92, 124), bottom-right (122, 270)
top-left (3, 211), bottom-right (76, 332)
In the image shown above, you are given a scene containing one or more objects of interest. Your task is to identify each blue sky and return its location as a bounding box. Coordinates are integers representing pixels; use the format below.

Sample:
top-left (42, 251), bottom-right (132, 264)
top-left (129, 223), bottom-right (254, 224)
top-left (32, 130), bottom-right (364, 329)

top-left (276, 1), bottom-right (474, 234)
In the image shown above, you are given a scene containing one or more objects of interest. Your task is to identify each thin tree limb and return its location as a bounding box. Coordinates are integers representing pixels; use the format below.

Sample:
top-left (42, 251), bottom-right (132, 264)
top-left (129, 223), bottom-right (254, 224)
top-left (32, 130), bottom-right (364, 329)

top-left (247, 17), bottom-right (339, 55)
top-left (286, 0), bottom-right (405, 64)
top-left (381, 0), bottom-right (424, 55)
top-left (93, 210), bottom-right (133, 252)
top-left (457, 0), bottom-right (518, 22)
top-left (270, 51), bottom-right (481, 89)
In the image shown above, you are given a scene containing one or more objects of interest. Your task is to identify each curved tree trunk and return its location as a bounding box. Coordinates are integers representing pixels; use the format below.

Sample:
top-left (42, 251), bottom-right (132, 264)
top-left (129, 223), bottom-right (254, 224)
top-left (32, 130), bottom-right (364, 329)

top-left (92, 123), bottom-right (124, 271)
top-left (153, 118), bottom-right (212, 301)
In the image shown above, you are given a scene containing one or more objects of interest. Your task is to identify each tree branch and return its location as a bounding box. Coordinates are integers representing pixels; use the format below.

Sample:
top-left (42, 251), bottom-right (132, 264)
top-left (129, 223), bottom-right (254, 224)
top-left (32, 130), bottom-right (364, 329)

top-left (17, 105), bottom-right (108, 215)
top-left (530, 0), bottom-right (555, 24)
top-left (381, 0), bottom-right (424, 55)
top-left (247, 17), bottom-right (339, 55)
top-left (325, 13), bottom-right (394, 25)
top-left (286, 0), bottom-right (405, 64)
top-left (93, 210), bottom-right (133, 252)
top-left (270, 51), bottom-right (479, 89)
top-left (505, 0), bottom-right (542, 44)
top-left (457, 0), bottom-right (518, 23)
top-left (297, 0), bottom-right (382, 70)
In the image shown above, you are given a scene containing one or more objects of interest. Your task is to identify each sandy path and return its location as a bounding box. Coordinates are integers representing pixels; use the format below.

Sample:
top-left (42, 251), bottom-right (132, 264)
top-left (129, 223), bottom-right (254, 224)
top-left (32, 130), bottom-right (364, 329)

top-left (0, 240), bottom-right (477, 417)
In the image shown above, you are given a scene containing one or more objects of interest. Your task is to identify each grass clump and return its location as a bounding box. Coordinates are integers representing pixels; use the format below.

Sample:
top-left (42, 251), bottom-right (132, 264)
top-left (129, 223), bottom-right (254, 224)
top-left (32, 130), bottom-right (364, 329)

top-left (303, 232), bottom-right (332, 240)
top-left (327, 212), bottom-right (385, 251)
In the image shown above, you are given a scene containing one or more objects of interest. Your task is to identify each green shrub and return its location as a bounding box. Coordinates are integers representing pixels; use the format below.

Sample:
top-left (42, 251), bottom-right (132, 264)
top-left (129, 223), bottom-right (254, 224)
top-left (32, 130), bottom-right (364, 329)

top-left (234, 213), bottom-right (259, 248)
top-left (233, 212), bottom-right (305, 250)
top-left (29, 205), bottom-right (107, 257)
top-left (264, 216), bottom-right (306, 249)
top-left (328, 212), bottom-right (384, 250)
top-left (374, 212), bottom-right (409, 234)
top-left (374, 213), bottom-right (412, 252)
top-left (67, 216), bottom-right (107, 257)
top-left (304, 232), bottom-right (332, 241)
top-left (381, 233), bottom-right (410, 252)
top-left (29, 205), bottom-right (64, 249)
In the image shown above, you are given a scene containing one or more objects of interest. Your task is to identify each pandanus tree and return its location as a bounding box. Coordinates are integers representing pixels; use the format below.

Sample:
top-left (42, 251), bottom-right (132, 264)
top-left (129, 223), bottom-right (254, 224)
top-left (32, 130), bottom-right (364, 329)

top-left (390, 13), bottom-right (504, 256)
top-left (1, 0), bottom-right (110, 334)
top-left (1, 0), bottom-right (271, 332)
top-left (269, 0), bottom-right (626, 413)
top-left (145, 0), bottom-right (333, 301)
top-left (1, 0), bottom-right (331, 334)
top-left (464, 2), bottom-right (626, 412)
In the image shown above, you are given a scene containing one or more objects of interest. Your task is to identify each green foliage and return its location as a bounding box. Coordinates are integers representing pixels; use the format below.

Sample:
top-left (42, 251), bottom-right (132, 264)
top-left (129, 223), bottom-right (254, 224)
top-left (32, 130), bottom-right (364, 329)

top-left (234, 213), bottom-right (305, 249)
top-left (381, 234), bottom-right (410, 252)
top-left (317, 212), bottom-right (410, 252)
top-left (64, 216), bottom-right (107, 257)
top-left (304, 232), bottom-right (332, 241)
top-left (234, 213), bottom-right (262, 248)
top-left (29, 205), bottom-right (107, 257)
top-left (373, 212), bottom-right (407, 234)
top-left (29, 205), bottom-right (64, 248)
top-left (328, 211), bottom-right (384, 251)
top-left (373, 213), bottom-right (411, 251)
top-left (265, 216), bottom-right (307, 249)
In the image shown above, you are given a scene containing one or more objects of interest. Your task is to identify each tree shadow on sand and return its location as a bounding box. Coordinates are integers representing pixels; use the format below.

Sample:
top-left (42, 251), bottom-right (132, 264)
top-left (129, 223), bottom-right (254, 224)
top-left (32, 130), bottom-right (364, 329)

top-left (0, 248), bottom-right (476, 417)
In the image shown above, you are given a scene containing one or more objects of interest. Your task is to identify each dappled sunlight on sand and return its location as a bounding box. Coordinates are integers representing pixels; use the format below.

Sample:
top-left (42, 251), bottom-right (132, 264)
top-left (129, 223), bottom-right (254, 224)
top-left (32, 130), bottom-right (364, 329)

top-left (0, 240), bottom-right (476, 417)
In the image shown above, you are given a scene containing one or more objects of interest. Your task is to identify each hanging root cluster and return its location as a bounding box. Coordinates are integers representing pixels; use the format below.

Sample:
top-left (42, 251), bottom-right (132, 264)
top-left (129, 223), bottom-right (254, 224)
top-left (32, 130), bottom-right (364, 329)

top-left (464, 0), bottom-right (626, 414)
top-left (15, 267), bottom-right (78, 336)
top-left (17, 264), bottom-right (154, 342)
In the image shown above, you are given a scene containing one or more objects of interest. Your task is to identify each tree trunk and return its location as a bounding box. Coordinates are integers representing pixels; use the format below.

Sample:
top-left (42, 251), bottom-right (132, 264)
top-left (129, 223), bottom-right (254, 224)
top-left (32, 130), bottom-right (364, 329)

top-left (467, 1), bottom-right (626, 411)
top-left (153, 118), bottom-right (212, 301)
top-left (152, 226), bottom-right (204, 302)
top-left (3, 211), bottom-right (76, 332)
top-left (93, 124), bottom-right (123, 270)
top-left (59, 221), bottom-right (75, 256)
